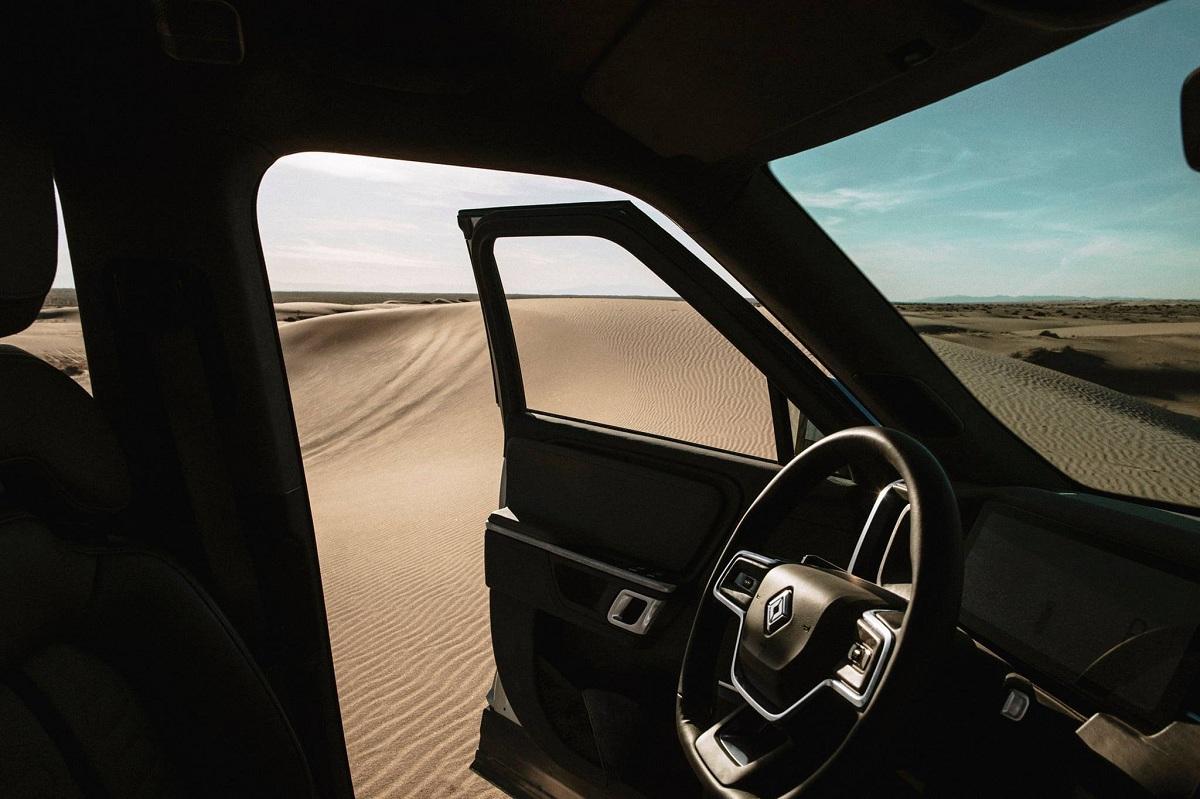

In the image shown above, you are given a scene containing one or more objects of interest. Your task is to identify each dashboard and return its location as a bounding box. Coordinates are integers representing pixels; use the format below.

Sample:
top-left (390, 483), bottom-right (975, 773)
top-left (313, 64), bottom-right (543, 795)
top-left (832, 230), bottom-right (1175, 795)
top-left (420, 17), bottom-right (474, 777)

top-left (961, 501), bottom-right (1200, 732)
top-left (866, 483), bottom-right (1200, 795)
top-left (864, 475), bottom-right (1200, 791)
top-left (873, 485), bottom-right (1200, 733)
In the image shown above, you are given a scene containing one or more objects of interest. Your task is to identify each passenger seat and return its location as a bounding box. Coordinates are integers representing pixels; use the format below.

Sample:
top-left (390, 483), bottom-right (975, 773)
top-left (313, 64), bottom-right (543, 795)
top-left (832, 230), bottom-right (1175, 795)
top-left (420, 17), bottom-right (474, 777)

top-left (0, 121), bottom-right (317, 798)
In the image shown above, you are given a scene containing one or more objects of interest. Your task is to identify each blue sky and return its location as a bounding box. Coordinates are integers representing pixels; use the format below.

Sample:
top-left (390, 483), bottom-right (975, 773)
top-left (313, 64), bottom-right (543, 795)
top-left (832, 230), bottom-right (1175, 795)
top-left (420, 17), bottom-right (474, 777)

top-left (53, 1), bottom-right (1198, 301)
top-left (772, 0), bottom-right (1200, 301)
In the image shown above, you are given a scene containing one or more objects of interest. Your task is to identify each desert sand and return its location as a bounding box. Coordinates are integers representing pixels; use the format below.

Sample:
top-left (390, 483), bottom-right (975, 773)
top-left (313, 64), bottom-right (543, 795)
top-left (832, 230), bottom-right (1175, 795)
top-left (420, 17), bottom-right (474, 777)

top-left (2, 305), bottom-right (91, 392)
top-left (280, 301), bottom-right (504, 797)
top-left (5, 295), bottom-right (1200, 797)
top-left (901, 301), bottom-right (1200, 418)
top-left (903, 301), bottom-right (1200, 507)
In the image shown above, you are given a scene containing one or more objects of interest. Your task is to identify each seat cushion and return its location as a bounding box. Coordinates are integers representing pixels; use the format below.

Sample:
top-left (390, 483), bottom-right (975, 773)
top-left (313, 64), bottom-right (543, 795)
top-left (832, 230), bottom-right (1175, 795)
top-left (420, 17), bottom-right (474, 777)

top-left (0, 514), bottom-right (316, 798)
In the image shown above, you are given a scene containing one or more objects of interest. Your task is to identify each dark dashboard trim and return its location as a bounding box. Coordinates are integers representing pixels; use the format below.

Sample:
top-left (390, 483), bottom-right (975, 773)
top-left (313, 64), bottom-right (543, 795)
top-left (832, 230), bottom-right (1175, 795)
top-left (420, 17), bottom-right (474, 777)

top-left (958, 495), bottom-right (1200, 735)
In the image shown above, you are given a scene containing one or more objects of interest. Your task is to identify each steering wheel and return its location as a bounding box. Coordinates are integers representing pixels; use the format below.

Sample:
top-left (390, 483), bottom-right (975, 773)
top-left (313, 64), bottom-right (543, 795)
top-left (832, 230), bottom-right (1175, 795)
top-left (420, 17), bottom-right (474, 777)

top-left (676, 426), bottom-right (964, 797)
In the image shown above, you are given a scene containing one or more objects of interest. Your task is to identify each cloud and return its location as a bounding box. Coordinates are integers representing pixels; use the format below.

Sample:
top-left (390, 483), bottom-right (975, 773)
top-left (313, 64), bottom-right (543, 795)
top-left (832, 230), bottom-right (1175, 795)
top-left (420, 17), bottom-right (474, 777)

top-left (791, 171), bottom-right (1038, 216)
top-left (1071, 235), bottom-right (1136, 259)
top-left (791, 186), bottom-right (922, 212)
top-left (307, 217), bottom-right (423, 234)
top-left (1006, 237), bottom-right (1067, 254)
top-left (265, 241), bottom-right (446, 271)
top-left (279, 152), bottom-right (417, 183)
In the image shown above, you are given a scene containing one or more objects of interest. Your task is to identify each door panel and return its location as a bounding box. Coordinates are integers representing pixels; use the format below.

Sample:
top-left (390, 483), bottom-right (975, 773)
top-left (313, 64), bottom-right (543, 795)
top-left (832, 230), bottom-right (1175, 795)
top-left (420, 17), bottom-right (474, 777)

top-left (504, 433), bottom-right (741, 578)
top-left (462, 202), bottom-right (871, 798)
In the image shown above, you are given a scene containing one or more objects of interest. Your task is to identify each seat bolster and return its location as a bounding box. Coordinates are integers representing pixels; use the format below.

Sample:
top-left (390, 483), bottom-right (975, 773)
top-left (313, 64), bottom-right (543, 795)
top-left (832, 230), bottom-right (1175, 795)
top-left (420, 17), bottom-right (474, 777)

top-left (0, 516), bottom-right (316, 797)
top-left (0, 514), bottom-right (95, 666)
top-left (85, 545), bottom-right (317, 798)
top-left (0, 684), bottom-right (85, 799)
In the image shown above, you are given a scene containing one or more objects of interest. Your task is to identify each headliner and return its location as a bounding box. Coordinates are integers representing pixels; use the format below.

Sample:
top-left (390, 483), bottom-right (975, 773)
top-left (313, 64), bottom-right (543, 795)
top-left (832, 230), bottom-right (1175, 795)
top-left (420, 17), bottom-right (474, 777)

top-left (17, 0), bottom-right (1157, 196)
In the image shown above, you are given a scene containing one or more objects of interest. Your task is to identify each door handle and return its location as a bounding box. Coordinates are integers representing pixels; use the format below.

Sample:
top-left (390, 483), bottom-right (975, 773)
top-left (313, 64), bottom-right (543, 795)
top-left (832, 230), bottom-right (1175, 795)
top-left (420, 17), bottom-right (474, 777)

top-left (607, 589), bottom-right (663, 635)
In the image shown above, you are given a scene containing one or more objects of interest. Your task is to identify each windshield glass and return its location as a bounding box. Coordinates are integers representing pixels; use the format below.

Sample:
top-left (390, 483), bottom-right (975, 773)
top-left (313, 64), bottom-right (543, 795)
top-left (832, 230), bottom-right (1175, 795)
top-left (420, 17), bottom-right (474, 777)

top-left (771, 0), bottom-right (1200, 508)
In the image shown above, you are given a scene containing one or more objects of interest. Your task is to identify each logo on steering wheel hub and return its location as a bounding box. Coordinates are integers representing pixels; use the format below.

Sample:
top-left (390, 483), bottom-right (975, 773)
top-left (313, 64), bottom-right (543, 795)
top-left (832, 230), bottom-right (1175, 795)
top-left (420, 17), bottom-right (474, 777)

top-left (764, 587), bottom-right (793, 636)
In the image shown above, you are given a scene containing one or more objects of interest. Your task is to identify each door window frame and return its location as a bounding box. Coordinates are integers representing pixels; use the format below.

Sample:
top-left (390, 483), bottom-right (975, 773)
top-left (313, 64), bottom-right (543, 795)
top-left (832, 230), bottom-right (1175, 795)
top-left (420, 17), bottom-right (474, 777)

top-left (458, 201), bottom-right (872, 464)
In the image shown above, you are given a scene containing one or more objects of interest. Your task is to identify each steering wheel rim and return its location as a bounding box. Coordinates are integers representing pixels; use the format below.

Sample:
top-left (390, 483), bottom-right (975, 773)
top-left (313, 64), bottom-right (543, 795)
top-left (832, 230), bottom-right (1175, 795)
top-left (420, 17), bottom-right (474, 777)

top-left (676, 426), bottom-right (963, 798)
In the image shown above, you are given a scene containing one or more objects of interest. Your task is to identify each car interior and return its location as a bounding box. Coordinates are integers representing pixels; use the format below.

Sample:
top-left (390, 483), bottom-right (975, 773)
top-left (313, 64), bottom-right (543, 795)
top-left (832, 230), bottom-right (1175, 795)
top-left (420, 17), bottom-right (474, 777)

top-left (3, 1), bottom-right (1199, 798)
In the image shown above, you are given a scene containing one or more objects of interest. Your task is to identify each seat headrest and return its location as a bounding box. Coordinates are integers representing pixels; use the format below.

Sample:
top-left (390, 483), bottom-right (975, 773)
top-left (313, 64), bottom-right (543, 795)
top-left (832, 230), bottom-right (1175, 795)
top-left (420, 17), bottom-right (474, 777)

top-left (0, 118), bottom-right (57, 337)
top-left (0, 346), bottom-right (131, 527)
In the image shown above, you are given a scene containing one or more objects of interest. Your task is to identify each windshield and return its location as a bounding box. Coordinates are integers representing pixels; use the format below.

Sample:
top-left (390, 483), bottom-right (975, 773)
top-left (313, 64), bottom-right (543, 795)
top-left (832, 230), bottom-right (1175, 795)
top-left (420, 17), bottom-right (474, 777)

top-left (771, 0), bottom-right (1200, 508)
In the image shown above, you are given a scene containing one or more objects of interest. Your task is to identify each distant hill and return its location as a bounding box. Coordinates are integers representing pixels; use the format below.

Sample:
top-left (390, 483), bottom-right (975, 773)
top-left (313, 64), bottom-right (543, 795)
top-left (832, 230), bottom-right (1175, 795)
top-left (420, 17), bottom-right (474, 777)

top-left (43, 288), bottom-right (79, 307)
top-left (906, 295), bottom-right (1151, 304)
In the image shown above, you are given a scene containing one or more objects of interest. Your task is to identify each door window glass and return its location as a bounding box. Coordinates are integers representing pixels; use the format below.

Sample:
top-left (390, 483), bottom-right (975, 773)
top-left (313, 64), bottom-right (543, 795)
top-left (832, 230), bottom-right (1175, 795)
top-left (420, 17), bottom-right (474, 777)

top-left (494, 235), bottom-right (776, 459)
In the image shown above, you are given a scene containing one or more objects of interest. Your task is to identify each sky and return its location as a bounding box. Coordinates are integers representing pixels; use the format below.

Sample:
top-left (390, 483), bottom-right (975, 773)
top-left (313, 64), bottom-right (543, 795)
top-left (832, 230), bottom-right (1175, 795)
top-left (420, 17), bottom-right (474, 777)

top-left (53, 1), bottom-right (1199, 301)
top-left (52, 146), bottom-right (733, 296)
top-left (772, 0), bottom-right (1200, 301)
top-left (253, 156), bottom-right (730, 295)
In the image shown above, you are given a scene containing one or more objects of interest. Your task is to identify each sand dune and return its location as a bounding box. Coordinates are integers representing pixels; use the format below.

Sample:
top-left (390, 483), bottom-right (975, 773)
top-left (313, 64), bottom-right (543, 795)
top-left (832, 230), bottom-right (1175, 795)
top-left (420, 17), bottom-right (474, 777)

top-left (928, 337), bottom-right (1200, 507)
top-left (281, 302), bottom-right (503, 798)
top-left (508, 298), bottom-right (774, 458)
top-left (2, 307), bottom-right (91, 392)
top-left (904, 302), bottom-right (1200, 419)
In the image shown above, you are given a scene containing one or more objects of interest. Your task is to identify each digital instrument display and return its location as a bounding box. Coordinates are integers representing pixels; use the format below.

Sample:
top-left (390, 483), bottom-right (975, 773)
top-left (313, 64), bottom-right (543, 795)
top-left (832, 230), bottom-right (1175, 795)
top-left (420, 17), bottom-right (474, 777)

top-left (962, 504), bottom-right (1200, 728)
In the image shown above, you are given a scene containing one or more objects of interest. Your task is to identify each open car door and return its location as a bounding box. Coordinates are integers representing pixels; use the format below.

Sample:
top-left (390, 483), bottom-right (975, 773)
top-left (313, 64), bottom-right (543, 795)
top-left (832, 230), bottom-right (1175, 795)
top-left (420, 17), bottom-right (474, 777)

top-left (459, 201), bottom-right (875, 798)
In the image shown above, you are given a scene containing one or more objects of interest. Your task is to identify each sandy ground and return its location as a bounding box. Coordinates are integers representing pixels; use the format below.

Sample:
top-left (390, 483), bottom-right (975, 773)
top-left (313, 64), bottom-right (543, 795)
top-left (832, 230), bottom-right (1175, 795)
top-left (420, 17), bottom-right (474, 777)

top-left (901, 301), bottom-right (1200, 418)
top-left (1, 306), bottom-right (91, 392)
top-left (280, 302), bottom-right (503, 797)
top-left (901, 301), bottom-right (1200, 508)
top-left (5, 296), bottom-right (1200, 795)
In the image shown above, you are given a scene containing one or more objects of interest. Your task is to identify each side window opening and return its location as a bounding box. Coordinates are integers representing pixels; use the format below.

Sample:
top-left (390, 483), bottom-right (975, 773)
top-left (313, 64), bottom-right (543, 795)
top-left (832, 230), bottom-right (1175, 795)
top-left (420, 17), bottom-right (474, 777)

top-left (255, 152), bottom-right (826, 794)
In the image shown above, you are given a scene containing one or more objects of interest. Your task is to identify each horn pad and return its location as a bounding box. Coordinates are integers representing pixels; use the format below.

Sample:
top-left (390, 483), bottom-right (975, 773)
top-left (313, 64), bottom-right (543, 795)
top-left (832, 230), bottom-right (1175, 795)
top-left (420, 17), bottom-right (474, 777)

top-left (737, 564), bottom-right (884, 712)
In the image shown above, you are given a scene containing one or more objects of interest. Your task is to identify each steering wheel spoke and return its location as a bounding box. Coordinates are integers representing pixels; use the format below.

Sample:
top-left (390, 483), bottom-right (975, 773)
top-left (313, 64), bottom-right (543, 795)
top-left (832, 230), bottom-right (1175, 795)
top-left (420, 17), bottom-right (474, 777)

top-left (713, 550), bottom-right (780, 615)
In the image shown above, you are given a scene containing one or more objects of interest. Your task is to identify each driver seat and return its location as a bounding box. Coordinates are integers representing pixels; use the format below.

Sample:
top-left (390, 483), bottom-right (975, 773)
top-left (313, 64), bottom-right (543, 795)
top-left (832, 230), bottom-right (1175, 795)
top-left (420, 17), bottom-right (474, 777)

top-left (0, 122), bottom-right (317, 797)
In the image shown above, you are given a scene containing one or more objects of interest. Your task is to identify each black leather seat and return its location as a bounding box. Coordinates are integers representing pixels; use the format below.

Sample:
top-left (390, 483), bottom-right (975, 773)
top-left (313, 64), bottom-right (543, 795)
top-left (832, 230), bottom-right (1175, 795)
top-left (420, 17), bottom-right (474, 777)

top-left (0, 125), bottom-right (317, 797)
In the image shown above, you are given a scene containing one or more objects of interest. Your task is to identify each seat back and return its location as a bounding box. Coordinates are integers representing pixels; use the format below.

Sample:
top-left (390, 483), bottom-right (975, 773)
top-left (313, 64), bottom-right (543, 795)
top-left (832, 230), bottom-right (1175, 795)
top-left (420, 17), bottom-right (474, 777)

top-left (0, 117), bottom-right (316, 799)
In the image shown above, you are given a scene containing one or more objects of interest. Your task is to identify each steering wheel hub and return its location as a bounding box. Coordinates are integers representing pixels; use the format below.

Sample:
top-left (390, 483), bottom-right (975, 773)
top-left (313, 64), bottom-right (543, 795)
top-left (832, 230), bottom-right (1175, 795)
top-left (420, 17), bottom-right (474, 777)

top-left (737, 564), bottom-right (893, 715)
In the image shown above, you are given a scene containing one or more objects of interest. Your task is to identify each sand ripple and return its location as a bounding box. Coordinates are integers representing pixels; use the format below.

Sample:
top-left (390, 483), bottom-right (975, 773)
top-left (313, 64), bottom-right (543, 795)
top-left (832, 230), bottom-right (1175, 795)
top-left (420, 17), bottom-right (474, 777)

top-left (929, 338), bottom-right (1200, 506)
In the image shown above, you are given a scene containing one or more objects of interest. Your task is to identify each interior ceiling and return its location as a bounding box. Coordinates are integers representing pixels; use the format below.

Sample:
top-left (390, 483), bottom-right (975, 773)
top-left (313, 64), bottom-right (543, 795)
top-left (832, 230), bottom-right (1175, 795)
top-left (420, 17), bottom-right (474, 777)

top-left (228, 0), bottom-right (1156, 169)
top-left (18, 0), bottom-right (1158, 195)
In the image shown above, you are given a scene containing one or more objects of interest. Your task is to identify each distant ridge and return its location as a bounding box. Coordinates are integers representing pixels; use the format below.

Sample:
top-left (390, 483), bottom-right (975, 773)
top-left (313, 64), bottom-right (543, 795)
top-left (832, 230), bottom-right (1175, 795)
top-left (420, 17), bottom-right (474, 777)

top-left (905, 294), bottom-right (1159, 304)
